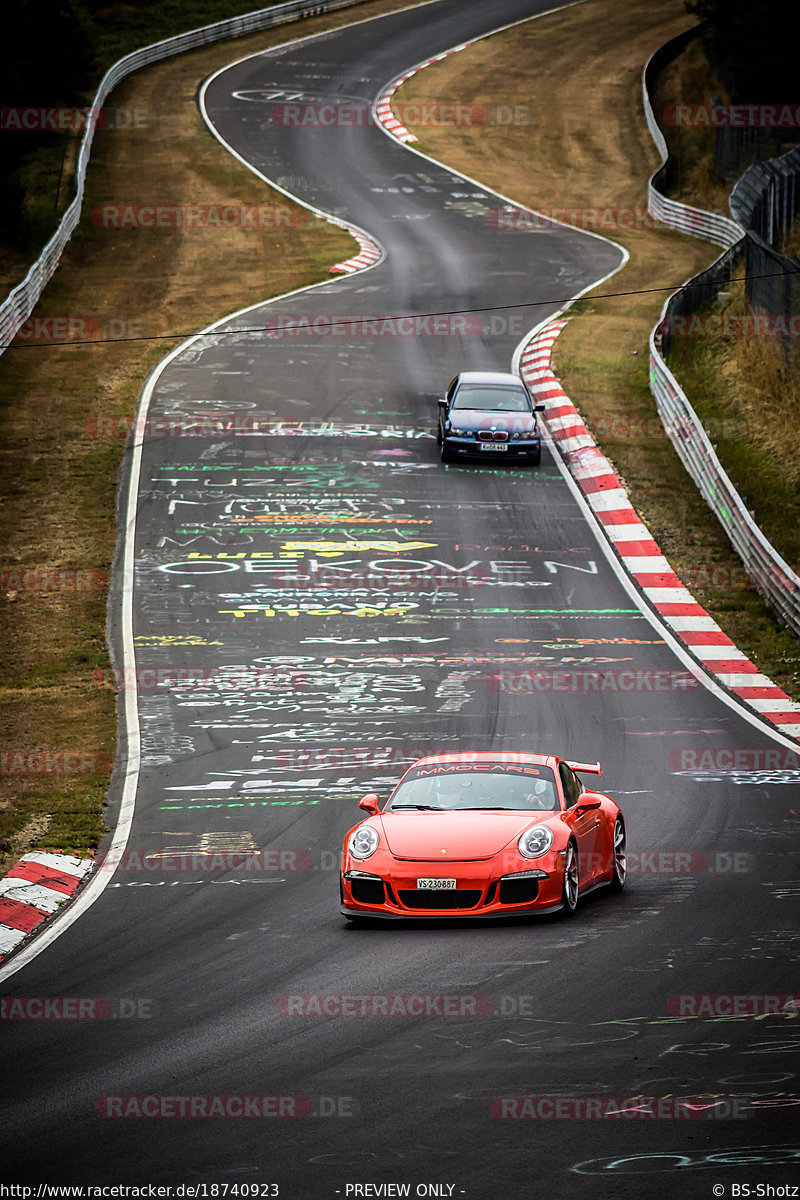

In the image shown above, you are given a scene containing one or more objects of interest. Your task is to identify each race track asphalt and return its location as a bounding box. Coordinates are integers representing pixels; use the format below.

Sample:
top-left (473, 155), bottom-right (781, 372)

top-left (2, 1), bottom-right (798, 1193)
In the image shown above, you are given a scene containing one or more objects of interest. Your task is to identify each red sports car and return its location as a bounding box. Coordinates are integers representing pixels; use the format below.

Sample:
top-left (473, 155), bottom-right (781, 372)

top-left (340, 752), bottom-right (625, 920)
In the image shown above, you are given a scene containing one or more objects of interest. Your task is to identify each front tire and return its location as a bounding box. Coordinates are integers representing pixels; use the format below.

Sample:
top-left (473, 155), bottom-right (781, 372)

top-left (608, 819), bottom-right (627, 892)
top-left (440, 441), bottom-right (451, 463)
top-left (561, 841), bottom-right (579, 915)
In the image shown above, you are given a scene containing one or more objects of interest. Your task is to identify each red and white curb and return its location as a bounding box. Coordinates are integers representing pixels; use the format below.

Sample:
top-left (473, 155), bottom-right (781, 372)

top-left (521, 319), bottom-right (800, 741)
top-left (0, 852), bottom-right (95, 958)
top-left (197, 57), bottom-right (383, 283)
top-left (374, 89), bottom-right (417, 144)
top-left (329, 225), bottom-right (382, 275)
top-left (373, 47), bottom-right (467, 144)
top-left (348, 43), bottom-right (475, 269)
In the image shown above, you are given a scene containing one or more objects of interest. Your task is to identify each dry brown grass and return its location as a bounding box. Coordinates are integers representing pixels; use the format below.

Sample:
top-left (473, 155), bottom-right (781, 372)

top-left (0, 0), bottom-right (431, 877)
top-left (650, 37), bottom-right (732, 213)
top-left (652, 49), bottom-right (800, 564)
top-left (2, 0), bottom-right (798, 882)
top-left (710, 284), bottom-right (800, 491)
top-left (780, 217), bottom-right (800, 259)
top-left (665, 278), bottom-right (800, 567)
top-left (736, 342), bottom-right (800, 492)
top-left (394, 0), bottom-right (800, 696)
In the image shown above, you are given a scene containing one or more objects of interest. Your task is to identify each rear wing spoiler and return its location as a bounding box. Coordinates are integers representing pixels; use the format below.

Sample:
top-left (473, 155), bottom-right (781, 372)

top-left (566, 759), bottom-right (601, 777)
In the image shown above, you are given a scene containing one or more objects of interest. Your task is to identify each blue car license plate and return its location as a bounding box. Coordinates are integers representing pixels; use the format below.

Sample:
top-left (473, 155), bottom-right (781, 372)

top-left (480, 443), bottom-right (507, 452)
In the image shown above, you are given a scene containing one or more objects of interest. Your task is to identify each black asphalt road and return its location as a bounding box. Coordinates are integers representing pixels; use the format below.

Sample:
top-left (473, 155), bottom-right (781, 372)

top-left (2, 1), bottom-right (799, 1195)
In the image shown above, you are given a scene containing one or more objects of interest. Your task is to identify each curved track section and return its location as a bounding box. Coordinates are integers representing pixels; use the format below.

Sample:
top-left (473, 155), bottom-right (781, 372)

top-left (519, 319), bottom-right (800, 738)
top-left (2, 2), bottom-right (799, 1193)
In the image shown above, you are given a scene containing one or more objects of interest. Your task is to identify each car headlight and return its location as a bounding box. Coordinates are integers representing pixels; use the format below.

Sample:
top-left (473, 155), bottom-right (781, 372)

top-left (348, 825), bottom-right (380, 860)
top-left (450, 427), bottom-right (470, 437)
top-left (518, 825), bottom-right (554, 858)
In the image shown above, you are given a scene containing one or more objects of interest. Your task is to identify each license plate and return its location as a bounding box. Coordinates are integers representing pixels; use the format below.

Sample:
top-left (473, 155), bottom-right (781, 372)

top-left (480, 443), bottom-right (507, 452)
top-left (417, 878), bottom-right (457, 890)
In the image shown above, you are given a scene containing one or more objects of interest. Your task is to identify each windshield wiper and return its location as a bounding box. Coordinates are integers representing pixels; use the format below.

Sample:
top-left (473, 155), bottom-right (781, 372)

top-left (389, 804), bottom-right (442, 811)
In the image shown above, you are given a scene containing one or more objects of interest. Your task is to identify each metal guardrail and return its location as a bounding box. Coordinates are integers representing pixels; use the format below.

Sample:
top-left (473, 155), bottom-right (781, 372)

top-left (0, 0), bottom-right (366, 356)
top-left (648, 327), bottom-right (800, 634)
top-left (641, 32), bottom-right (800, 637)
top-left (730, 145), bottom-right (800, 243)
top-left (646, 176), bottom-right (744, 250)
top-left (642, 31), bottom-right (744, 250)
top-left (3, 8), bottom-right (798, 632)
top-left (731, 146), bottom-right (800, 341)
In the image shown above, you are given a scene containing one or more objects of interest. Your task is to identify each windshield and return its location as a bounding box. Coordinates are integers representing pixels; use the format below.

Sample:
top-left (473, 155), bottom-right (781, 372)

top-left (451, 385), bottom-right (531, 413)
top-left (386, 764), bottom-right (559, 812)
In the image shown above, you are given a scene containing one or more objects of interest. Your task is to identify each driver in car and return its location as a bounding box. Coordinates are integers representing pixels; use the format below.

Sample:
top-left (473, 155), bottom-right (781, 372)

top-left (520, 779), bottom-right (557, 810)
top-left (433, 774), bottom-right (480, 809)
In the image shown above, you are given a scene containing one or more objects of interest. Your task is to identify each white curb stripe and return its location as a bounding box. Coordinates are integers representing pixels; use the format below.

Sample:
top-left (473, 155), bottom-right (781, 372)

top-left (516, 318), bottom-right (800, 743)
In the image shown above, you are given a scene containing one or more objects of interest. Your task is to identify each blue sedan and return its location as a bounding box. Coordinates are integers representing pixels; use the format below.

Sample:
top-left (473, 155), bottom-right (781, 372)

top-left (437, 370), bottom-right (545, 464)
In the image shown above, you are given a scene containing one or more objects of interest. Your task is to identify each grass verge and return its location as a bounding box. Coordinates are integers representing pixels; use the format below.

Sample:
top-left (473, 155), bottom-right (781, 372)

top-left (1, 0), bottom-right (385, 286)
top-left (654, 40), bottom-right (800, 575)
top-left (392, 0), bottom-right (800, 698)
top-left (665, 279), bottom-right (800, 570)
top-left (0, 0), bottom-right (428, 880)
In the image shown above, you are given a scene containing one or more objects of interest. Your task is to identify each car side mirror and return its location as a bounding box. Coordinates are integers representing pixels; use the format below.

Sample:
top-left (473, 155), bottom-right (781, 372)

top-left (359, 794), bottom-right (380, 814)
top-left (438, 397), bottom-right (447, 408)
top-left (534, 403), bottom-right (546, 412)
top-left (574, 799), bottom-right (601, 816)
